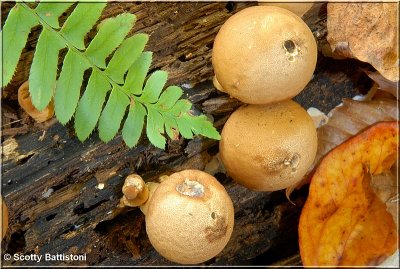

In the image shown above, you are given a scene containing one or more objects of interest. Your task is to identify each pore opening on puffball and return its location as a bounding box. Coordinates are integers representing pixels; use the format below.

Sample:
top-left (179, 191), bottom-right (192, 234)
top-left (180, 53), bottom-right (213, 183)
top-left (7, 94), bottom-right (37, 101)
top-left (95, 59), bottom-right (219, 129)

top-left (176, 179), bottom-right (205, 197)
top-left (284, 40), bottom-right (297, 54)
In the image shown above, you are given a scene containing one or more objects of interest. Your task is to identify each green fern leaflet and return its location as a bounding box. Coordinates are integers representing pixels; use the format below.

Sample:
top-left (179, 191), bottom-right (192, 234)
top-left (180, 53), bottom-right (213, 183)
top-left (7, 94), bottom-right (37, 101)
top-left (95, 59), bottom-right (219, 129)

top-left (2, 2), bottom-right (221, 149)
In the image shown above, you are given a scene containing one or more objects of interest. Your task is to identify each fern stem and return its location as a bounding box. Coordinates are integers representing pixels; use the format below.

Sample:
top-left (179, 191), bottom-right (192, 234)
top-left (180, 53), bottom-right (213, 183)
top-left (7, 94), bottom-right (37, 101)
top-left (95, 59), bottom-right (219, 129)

top-left (19, 2), bottom-right (134, 98)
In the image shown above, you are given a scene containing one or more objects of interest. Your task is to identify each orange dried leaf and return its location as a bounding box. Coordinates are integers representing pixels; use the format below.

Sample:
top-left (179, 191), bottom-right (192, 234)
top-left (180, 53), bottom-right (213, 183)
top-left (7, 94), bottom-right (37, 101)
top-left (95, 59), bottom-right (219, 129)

top-left (370, 164), bottom-right (398, 227)
top-left (299, 122), bottom-right (398, 266)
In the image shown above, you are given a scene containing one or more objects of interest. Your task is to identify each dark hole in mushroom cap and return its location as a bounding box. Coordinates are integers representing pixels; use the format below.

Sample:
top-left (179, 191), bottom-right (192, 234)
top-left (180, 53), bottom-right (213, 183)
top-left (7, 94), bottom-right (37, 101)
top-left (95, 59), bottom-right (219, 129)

top-left (284, 40), bottom-right (296, 54)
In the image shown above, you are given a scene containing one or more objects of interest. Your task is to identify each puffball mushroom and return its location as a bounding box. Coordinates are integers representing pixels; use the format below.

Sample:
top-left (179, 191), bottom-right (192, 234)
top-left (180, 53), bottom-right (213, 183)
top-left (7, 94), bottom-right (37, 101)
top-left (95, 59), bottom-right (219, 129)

top-left (220, 100), bottom-right (318, 191)
top-left (212, 6), bottom-right (317, 104)
top-left (1, 197), bottom-right (8, 240)
top-left (258, 2), bottom-right (314, 17)
top-left (120, 174), bottom-right (150, 207)
top-left (18, 81), bottom-right (54, 123)
top-left (120, 170), bottom-right (234, 264)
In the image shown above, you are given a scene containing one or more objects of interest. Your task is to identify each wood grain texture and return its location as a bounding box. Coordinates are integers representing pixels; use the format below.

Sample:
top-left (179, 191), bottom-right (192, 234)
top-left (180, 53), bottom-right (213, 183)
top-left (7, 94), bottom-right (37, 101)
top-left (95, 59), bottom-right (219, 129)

top-left (1, 2), bottom-right (364, 266)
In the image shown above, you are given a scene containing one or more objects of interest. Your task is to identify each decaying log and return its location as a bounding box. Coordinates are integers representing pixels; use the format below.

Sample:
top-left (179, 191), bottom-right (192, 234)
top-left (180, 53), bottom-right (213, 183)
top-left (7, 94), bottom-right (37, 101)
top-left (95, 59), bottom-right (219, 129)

top-left (1, 2), bottom-right (365, 266)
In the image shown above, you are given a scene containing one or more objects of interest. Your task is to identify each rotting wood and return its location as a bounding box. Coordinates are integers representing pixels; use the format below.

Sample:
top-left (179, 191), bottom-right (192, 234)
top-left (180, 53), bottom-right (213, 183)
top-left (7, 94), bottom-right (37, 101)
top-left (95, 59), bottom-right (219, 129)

top-left (1, 2), bottom-right (366, 266)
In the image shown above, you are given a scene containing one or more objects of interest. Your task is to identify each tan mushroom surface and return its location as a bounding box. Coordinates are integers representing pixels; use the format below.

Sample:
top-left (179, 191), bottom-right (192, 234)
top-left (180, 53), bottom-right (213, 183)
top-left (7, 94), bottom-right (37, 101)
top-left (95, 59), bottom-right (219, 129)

top-left (145, 170), bottom-right (234, 264)
top-left (212, 6), bottom-right (317, 104)
top-left (258, 2), bottom-right (314, 17)
top-left (220, 100), bottom-right (318, 191)
top-left (18, 81), bottom-right (54, 123)
top-left (120, 174), bottom-right (150, 207)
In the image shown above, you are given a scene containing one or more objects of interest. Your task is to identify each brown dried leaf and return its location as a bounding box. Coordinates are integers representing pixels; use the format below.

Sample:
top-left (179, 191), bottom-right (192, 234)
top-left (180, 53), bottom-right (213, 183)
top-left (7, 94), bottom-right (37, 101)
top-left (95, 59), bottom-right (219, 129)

top-left (299, 122), bottom-right (398, 266)
top-left (363, 69), bottom-right (398, 99)
top-left (287, 98), bottom-right (398, 197)
top-left (327, 3), bottom-right (399, 81)
top-left (316, 98), bottom-right (398, 163)
top-left (314, 99), bottom-right (398, 162)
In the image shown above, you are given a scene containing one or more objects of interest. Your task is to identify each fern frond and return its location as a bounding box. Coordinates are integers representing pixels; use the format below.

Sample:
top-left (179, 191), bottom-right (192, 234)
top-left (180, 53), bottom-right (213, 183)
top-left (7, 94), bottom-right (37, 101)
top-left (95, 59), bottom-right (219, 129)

top-left (85, 13), bottom-right (136, 68)
top-left (146, 107), bottom-right (166, 149)
top-left (122, 102), bottom-right (146, 147)
top-left (55, 50), bottom-right (88, 124)
top-left (106, 34), bottom-right (148, 84)
top-left (29, 28), bottom-right (65, 110)
top-left (157, 86), bottom-right (183, 110)
top-left (3, 4), bottom-right (38, 86)
top-left (74, 70), bottom-right (110, 141)
top-left (139, 71), bottom-right (168, 104)
top-left (35, 2), bottom-right (74, 28)
top-left (123, 52), bottom-right (153, 95)
top-left (2, 2), bottom-right (221, 150)
top-left (60, 3), bottom-right (106, 50)
top-left (98, 88), bottom-right (130, 142)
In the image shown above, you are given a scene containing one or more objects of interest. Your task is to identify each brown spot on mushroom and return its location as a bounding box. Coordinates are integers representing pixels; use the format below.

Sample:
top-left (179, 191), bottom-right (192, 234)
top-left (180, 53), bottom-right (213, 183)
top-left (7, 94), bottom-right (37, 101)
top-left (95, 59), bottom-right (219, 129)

top-left (204, 214), bottom-right (228, 243)
top-left (254, 150), bottom-right (300, 175)
top-left (288, 153), bottom-right (301, 171)
top-left (256, 155), bottom-right (287, 177)
top-left (253, 154), bottom-right (264, 164)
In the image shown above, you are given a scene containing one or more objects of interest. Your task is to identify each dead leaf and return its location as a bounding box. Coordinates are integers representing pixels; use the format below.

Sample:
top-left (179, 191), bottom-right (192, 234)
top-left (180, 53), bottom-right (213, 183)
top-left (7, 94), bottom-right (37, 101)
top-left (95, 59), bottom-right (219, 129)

top-left (287, 98), bottom-right (398, 197)
top-left (299, 122), bottom-right (398, 266)
top-left (362, 69), bottom-right (398, 99)
top-left (204, 153), bottom-right (226, 176)
top-left (327, 3), bottom-right (399, 81)
top-left (317, 98), bottom-right (398, 162)
top-left (370, 163), bottom-right (398, 227)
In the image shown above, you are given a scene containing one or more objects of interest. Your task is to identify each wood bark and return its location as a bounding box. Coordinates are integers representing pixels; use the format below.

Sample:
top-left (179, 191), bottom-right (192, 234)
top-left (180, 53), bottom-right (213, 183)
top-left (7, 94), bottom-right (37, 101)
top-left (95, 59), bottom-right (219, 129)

top-left (1, 2), bottom-right (366, 266)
